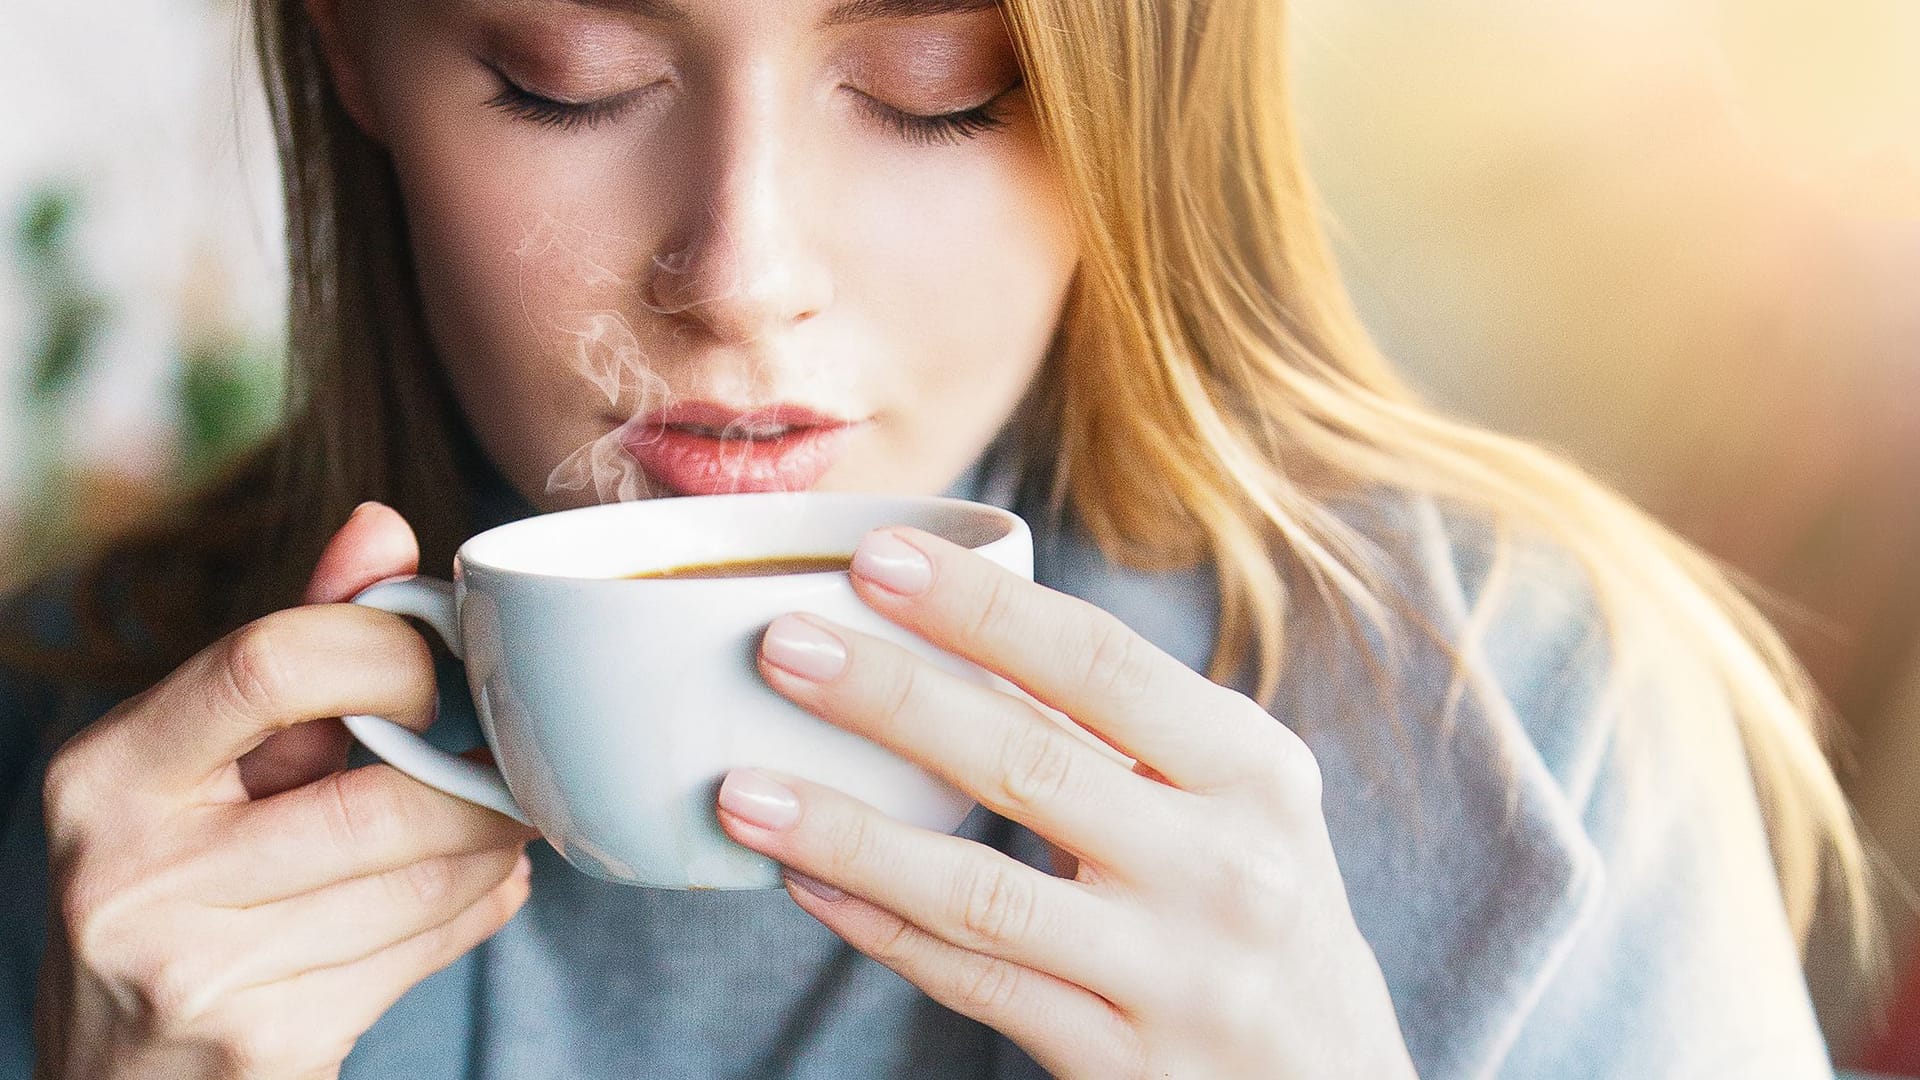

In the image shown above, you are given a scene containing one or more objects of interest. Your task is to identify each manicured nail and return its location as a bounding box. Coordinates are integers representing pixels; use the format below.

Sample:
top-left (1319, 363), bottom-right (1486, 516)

top-left (350, 500), bottom-right (380, 519)
top-left (511, 850), bottom-right (532, 881)
top-left (784, 871), bottom-right (846, 903)
top-left (719, 768), bottom-right (801, 830)
top-left (852, 530), bottom-right (932, 596)
top-left (762, 615), bottom-right (848, 681)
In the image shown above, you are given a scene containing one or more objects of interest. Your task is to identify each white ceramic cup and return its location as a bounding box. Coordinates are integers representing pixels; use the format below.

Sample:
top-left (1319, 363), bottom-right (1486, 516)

top-left (342, 492), bottom-right (1033, 890)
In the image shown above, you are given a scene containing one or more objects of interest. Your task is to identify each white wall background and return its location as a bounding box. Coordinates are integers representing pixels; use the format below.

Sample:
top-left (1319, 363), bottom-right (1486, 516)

top-left (0, 0), bottom-right (285, 536)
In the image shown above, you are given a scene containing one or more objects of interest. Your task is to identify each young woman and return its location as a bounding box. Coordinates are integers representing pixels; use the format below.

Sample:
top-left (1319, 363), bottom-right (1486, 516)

top-left (1, 0), bottom-right (1866, 1076)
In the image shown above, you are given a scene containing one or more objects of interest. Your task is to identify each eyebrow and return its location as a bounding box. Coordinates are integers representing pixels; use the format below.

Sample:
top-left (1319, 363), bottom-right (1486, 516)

top-left (820, 0), bottom-right (1000, 25)
top-left (559, 0), bottom-right (1000, 27)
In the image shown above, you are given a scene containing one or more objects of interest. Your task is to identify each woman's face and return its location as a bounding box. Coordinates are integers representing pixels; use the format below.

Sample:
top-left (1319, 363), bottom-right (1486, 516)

top-left (317, 0), bottom-right (1079, 507)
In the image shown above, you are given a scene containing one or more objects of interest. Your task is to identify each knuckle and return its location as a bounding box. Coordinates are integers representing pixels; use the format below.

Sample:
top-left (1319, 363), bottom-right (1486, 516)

top-left (220, 615), bottom-right (299, 718)
top-left (318, 766), bottom-right (410, 856)
top-left (370, 618), bottom-right (441, 719)
top-left (956, 863), bottom-right (1037, 948)
top-left (388, 855), bottom-right (458, 910)
top-left (1079, 615), bottom-right (1151, 702)
top-left (869, 913), bottom-right (921, 965)
top-left (953, 954), bottom-right (1024, 1013)
top-left (127, 954), bottom-right (219, 1036)
top-left (1200, 841), bottom-right (1296, 925)
top-left (964, 571), bottom-right (1021, 643)
top-left (822, 809), bottom-right (882, 881)
top-left (40, 740), bottom-right (104, 836)
top-left (876, 660), bottom-right (922, 732)
top-left (996, 722), bottom-right (1080, 813)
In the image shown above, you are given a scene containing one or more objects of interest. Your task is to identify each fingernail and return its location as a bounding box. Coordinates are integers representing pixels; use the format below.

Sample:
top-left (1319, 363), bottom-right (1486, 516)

top-left (512, 850), bottom-right (532, 881)
top-left (762, 615), bottom-right (848, 681)
top-left (784, 871), bottom-right (846, 903)
top-left (719, 768), bottom-right (800, 830)
top-left (350, 500), bottom-right (380, 519)
top-left (852, 530), bottom-right (932, 596)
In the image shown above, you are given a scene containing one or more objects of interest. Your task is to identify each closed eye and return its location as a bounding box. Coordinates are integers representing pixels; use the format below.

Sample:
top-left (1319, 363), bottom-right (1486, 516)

top-left (482, 63), bottom-right (667, 131)
top-left (851, 78), bottom-right (1022, 146)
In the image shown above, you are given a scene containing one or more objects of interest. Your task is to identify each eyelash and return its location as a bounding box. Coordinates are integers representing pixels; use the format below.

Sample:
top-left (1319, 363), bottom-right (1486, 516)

top-left (853, 83), bottom-right (1016, 146)
top-left (483, 71), bottom-right (1018, 146)
top-left (484, 79), bottom-right (646, 132)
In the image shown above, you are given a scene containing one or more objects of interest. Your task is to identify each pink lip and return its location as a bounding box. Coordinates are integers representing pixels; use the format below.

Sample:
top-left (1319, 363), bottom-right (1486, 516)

top-left (617, 401), bottom-right (867, 496)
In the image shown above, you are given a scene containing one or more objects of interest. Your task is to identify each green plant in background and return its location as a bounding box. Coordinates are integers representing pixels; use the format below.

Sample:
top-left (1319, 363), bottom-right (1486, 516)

top-left (6, 182), bottom-right (285, 586)
top-left (17, 188), bottom-right (105, 407)
top-left (10, 184), bottom-right (106, 580)
top-left (176, 336), bottom-right (283, 484)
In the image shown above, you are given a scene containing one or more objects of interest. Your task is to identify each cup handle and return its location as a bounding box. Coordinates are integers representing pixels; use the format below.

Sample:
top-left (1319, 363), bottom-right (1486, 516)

top-left (342, 575), bottom-right (532, 826)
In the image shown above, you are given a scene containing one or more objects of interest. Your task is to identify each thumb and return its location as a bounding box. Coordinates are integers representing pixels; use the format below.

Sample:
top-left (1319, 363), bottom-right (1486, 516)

top-left (302, 500), bottom-right (422, 604)
top-left (239, 502), bottom-right (424, 799)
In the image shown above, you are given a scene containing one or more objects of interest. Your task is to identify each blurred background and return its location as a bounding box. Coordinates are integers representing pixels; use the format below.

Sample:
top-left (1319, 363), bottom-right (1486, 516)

top-left (2, 0), bottom-right (1916, 1070)
top-left (1288, 0), bottom-right (1919, 1070)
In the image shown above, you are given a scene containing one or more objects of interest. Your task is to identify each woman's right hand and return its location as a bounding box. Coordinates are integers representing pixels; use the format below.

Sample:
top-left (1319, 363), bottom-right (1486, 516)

top-left (31, 503), bottom-right (541, 1080)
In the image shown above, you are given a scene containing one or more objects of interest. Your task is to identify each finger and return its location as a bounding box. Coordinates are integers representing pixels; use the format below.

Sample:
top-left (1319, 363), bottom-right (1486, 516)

top-left (783, 876), bottom-right (1137, 1080)
top-left (240, 502), bottom-right (423, 800)
top-left (717, 769), bottom-right (1144, 1000)
top-left (203, 762), bottom-right (541, 907)
top-left (228, 860), bottom-right (531, 1044)
top-left (301, 501), bottom-right (420, 606)
top-left (235, 718), bottom-right (353, 803)
top-left (225, 845), bottom-right (527, 989)
top-left (107, 604), bottom-right (439, 797)
top-left (845, 527), bottom-right (1273, 791)
top-left (757, 613), bottom-right (1184, 872)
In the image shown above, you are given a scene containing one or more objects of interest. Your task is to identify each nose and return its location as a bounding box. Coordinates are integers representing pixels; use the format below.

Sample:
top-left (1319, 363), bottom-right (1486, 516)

top-left (646, 83), bottom-right (833, 345)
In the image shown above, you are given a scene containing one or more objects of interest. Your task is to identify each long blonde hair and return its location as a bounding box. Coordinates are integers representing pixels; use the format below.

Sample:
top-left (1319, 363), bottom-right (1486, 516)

top-left (7, 0), bottom-right (1864, 953)
top-left (998, 0), bottom-right (1867, 948)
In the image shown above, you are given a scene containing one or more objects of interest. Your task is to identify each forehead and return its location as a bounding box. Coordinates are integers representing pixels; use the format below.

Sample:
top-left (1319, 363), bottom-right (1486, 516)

top-left (556, 0), bottom-right (1001, 27)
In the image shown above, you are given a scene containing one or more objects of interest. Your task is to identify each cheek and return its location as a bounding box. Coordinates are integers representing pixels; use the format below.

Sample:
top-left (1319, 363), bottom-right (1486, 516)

top-left (369, 66), bottom-right (663, 396)
top-left (397, 152), bottom-right (645, 382)
top-left (843, 143), bottom-right (1079, 394)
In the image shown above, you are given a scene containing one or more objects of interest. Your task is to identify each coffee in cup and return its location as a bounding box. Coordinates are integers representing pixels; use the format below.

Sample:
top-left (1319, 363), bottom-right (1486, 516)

top-left (626, 554), bottom-right (853, 579)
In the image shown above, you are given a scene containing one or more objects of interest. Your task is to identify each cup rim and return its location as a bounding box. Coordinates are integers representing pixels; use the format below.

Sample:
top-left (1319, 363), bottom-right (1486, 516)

top-left (454, 491), bottom-right (1026, 583)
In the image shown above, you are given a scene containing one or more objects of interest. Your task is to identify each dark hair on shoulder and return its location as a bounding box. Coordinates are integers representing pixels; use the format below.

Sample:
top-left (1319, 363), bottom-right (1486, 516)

top-left (0, 440), bottom-right (295, 697)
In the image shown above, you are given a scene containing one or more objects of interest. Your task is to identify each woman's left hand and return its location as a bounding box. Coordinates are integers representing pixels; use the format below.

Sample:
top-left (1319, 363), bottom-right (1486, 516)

top-left (715, 527), bottom-right (1418, 1080)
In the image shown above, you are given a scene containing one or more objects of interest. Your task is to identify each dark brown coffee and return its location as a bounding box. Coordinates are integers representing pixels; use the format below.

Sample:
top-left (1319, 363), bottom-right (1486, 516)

top-left (626, 554), bottom-right (853, 579)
